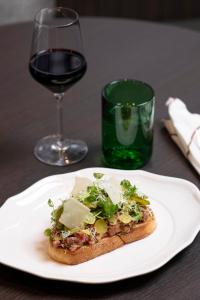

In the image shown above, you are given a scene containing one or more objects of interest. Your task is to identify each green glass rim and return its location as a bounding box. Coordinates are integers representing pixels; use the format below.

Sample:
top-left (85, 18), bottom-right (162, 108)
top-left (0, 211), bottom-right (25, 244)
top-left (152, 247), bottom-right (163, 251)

top-left (102, 79), bottom-right (155, 107)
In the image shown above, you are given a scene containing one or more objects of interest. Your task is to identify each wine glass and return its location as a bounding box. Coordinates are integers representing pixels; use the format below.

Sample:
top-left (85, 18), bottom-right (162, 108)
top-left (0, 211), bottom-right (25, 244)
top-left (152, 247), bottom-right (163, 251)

top-left (29, 7), bottom-right (88, 166)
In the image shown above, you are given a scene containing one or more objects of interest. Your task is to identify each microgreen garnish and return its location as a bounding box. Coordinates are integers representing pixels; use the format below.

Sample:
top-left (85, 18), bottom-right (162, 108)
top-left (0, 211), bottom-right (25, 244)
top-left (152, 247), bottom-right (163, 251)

top-left (120, 179), bottom-right (137, 199)
top-left (44, 228), bottom-right (52, 237)
top-left (93, 173), bottom-right (104, 179)
top-left (45, 175), bottom-right (151, 241)
top-left (97, 199), bottom-right (118, 219)
top-left (51, 205), bottom-right (63, 223)
top-left (48, 199), bottom-right (54, 208)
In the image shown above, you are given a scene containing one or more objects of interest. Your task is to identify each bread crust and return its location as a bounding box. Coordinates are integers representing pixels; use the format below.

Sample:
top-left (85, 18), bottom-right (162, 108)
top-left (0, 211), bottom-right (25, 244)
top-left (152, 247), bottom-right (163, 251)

top-left (48, 214), bottom-right (156, 265)
top-left (119, 214), bottom-right (156, 244)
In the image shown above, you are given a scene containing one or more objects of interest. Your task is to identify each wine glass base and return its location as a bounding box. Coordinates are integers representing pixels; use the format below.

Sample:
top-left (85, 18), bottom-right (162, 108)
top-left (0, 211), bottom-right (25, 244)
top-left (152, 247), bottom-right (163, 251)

top-left (34, 135), bottom-right (88, 166)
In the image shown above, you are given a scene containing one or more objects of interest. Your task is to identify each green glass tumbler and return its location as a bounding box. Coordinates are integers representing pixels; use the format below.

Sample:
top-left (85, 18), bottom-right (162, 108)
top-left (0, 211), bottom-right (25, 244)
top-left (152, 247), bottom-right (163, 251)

top-left (102, 79), bottom-right (155, 169)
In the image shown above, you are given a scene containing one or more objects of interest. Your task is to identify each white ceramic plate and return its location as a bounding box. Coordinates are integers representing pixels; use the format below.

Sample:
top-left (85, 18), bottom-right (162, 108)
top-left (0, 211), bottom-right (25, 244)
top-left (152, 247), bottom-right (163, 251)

top-left (0, 168), bottom-right (200, 284)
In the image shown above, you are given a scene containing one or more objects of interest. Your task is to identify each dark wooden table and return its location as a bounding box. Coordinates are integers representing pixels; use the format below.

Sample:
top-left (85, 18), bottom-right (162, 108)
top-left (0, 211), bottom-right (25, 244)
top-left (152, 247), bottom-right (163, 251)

top-left (0, 17), bottom-right (200, 300)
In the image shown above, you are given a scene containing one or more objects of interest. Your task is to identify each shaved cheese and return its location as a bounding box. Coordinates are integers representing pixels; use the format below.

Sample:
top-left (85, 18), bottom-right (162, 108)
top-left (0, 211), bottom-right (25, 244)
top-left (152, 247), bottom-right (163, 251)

top-left (59, 198), bottom-right (90, 229)
top-left (99, 176), bottom-right (123, 204)
top-left (71, 176), bottom-right (92, 197)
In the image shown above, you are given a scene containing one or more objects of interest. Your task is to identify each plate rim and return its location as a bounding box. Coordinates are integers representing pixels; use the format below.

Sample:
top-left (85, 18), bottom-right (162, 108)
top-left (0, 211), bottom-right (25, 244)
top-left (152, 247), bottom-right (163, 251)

top-left (1, 167), bottom-right (200, 284)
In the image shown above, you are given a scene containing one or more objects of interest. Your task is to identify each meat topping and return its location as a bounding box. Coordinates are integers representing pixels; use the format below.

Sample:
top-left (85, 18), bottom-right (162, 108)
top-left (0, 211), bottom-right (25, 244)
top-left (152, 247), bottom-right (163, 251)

top-left (51, 207), bottom-right (152, 251)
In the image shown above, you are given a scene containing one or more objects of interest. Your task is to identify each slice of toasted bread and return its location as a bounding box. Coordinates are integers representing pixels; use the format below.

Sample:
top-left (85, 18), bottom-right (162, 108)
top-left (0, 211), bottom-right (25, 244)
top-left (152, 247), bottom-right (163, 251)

top-left (119, 214), bottom-right (156, 244)
top-left (48, 214), bottom-right (156, 265)
top-left (48, 235), bottom-right (123, 265)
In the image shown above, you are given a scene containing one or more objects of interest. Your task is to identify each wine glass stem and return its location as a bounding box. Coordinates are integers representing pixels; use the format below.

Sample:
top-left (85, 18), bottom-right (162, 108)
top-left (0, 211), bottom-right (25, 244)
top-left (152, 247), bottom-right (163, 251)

top-left (54, 93), bottom-right (64, 143)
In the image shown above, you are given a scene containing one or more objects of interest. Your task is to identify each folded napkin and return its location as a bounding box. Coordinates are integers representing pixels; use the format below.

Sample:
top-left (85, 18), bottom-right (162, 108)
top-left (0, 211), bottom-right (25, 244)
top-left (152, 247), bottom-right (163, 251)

top-left (164, 97), bottom-right (200, 174)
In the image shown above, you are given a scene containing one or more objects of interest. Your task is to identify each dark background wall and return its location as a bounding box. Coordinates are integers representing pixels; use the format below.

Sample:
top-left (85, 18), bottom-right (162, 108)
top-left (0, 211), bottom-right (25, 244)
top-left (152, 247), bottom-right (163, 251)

top-left (1, 1), bottom-right (200, 28)
top-left (57, 0), bottom-right (200, 21)
top-left (0, 0), bottom-right (54, 25)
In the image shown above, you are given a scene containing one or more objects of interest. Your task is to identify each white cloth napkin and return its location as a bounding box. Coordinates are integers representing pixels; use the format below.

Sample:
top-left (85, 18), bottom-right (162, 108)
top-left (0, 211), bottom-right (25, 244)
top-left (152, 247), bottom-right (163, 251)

top-left (164, 97), bottom-right (200, 175)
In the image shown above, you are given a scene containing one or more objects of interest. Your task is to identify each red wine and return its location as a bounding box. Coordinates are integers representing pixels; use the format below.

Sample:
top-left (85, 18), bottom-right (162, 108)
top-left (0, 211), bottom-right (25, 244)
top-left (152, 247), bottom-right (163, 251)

top-left (29, 49), bottom-right (87, 93)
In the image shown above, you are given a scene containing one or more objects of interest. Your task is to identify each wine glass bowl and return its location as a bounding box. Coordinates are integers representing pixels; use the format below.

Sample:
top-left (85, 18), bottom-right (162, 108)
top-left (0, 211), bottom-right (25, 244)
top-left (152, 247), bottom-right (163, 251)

top-left (29, 7), bottom-right (88, 166)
